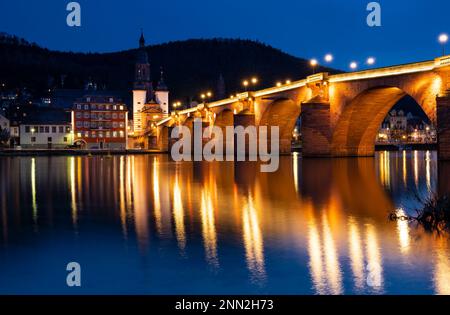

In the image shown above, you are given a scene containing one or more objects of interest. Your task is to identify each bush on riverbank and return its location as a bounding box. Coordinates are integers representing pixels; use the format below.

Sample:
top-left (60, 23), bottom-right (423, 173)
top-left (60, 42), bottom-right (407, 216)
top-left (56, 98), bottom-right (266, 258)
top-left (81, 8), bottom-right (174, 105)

top-left (390, 194), bottom-right (450, 234)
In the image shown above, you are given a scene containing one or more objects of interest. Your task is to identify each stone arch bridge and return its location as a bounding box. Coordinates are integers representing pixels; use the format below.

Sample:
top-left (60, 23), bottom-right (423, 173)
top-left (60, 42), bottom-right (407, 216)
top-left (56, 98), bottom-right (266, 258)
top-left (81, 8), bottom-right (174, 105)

top-left (145, 56), bottom-right (450, 159)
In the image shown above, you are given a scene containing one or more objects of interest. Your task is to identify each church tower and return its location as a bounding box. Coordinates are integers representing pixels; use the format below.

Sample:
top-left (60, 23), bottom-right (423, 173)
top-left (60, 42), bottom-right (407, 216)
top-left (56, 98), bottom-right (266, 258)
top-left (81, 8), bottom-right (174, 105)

top-left (155, 68), bottom-right (169, 115)
top-left (133, 30), bottom-right (153, 133)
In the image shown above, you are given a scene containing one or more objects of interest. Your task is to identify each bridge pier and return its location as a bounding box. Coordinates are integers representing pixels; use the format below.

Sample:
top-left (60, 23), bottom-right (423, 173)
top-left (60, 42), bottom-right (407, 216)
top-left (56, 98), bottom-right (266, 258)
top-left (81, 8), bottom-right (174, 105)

top-left (301, 98), bottom-right (332, 157)
top-left (437, 94), bottom-right (450, 160)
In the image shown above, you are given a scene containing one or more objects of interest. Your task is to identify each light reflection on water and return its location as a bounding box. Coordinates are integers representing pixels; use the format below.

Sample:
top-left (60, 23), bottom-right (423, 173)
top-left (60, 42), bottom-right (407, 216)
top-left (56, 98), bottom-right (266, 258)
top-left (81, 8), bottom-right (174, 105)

top-left (0, 151), bottom-right (450, 294)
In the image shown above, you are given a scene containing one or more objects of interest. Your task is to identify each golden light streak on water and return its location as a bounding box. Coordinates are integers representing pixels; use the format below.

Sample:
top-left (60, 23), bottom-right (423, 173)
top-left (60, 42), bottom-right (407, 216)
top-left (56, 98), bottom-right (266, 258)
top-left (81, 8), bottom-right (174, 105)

top-left (292, 152), bottom-right (299, 193)
top-left (433, 238), bottom-right (450, 295)
top-left (31, 158), bottom-right (38, 223)
top-left (306, 205), bottom-right (325, 294)
top-left (395, 208), bottom-right (410, 254)
top-left (402, 150), bottom-right (407, 188)
top-left (322, 213), bottom-right (343, 295)
top-left (348, 217), bottom-right (365, 292)
top-left (201, 188), bottom-right (219, 267)
top-left (414, 150), bottom-right (419, 188)
top-left (242, 194), bottom-right (265, 283)
top-left (365, 223), bottom-right (384, 293)
top-left (119, 156), bottom-right (127, 238)
top-left (69, 157), bottom-right (77, 227)
top-left (173, 173), bottom-right (186, 251)
top-left (152, 158), bottom-right (163, 236)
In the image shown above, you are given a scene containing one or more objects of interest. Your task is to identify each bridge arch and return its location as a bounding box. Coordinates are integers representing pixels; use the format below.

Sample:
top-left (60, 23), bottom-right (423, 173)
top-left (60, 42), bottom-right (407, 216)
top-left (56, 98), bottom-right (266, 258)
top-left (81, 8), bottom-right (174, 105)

top-left (259, 98), bottom-right (300, 153)
top-left (331, 85), bottom-right (434, 156)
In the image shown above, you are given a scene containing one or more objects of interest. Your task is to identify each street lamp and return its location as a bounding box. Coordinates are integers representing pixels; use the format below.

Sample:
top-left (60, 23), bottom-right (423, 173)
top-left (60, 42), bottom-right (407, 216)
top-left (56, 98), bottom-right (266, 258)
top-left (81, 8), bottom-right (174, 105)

top-left (350, 61), bottom-right (358, 70)
top-left (310, 59), bottom-right (318, 74)
top-left (285, 79), bottom-right (291, 84)
top-left (201, 91), bottom-right (213, 104)
top-left (439, 33), bottom-right (448, 56)
top-left (367, 57), bottom-right (376, 66)
top-left (242, 80), bottom-right (249, 91)
top-left (324, 54), bottom-right (333, 63)
top-left (276, 82), bottom-right (282, 87)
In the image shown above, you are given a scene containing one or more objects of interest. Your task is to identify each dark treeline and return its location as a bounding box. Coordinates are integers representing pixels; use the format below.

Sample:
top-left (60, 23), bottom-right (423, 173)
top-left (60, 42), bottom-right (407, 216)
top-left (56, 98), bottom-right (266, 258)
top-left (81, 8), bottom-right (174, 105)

top-left (0, 33), bottom-right (338, 103)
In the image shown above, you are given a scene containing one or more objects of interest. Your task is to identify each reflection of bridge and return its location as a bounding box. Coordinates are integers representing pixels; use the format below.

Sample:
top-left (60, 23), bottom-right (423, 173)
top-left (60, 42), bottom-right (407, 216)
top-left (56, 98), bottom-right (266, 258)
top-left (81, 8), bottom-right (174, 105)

top-left (148, 56), bottom-right (450, 159)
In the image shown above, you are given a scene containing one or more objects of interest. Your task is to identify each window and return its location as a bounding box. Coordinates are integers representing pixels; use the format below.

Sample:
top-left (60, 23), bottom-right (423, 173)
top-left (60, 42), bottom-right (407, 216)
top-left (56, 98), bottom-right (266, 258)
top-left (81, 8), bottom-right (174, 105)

top-left (64, 137), bottom-right (68, 142)
top-left (91, 113), bottom-right (97, 119)
top-left (76, 112), bottom-right (82, 118)
top-left (99, 113), bottom-right (104, 119)
top-left (84, 112), bottom-right (90, 119)
top-left (45, 126), bottom-right (49, 133)
top-left (86, 97), bottom-right (91, 102)
top-left (119, 105), bottom-right (124, 110)
top-left (119, 131), bottom-right (124, 138)
top-left (109, 98), bottom-right (113, 103)
top-left (99, 133), bottom-right (104, 138)
top-left (25, 126), bottom-right (30, 133)
top-left (106, 131), bottom-right (111, 138)
top-left (31, 137), bottom-right (36, 142)
top-left (39, 126), bottom-right (44, 133)
top-left (112, 122), bottom-right (118, 128)
top-left (106, 105), bottom-right (110, 110)
top-left (119, 113), bottom-right (125, 119)
top-left (112, 131), bottom-right (117, 138)
top-left (76, 104), bottom-right (82, 110)
top-left (59, 126), bottom-right (64, 133)
top-left (52, 126), bottom-right (57, 133)
top-left (48, 137), bottom-right (52, 142)
top-left (76, 121), bottom-right (82, 128)
top-left (113, 105), bottom-right (117, 110)
top-left (84, 104), bottom-right (89, 110)
top-left (85, 132), bottom-right (89, 138)
top-left (112, 113), bottom-right (117, 119)
top-left (105, 113), bottom-right (111, 119)
top-left (119, 122), bottom-right (124, 128)
top-left (91, 122), bottom-right (97, 128)
top-left (91, 104), bottom-right (96, 110)
top-left (84, 122), bottom-right (90, 128)
top-left (34, 126), bottom-right (39, 133)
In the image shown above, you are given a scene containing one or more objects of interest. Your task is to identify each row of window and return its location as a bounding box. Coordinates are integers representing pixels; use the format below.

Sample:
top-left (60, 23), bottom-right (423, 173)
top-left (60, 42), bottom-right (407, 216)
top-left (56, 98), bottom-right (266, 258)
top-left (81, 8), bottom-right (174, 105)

top-left (76, 131), bottom-right (125, 138)
top-left (25, 125), bottom-right (71, 134)
top-left (75, 112), bottom-right (125, 119)
top-left (75, 103), bottom-right (125, 111)
top-left (30, 137), bottom-right (69, 143)
top-left (75, 121), bottom-right (125, 128)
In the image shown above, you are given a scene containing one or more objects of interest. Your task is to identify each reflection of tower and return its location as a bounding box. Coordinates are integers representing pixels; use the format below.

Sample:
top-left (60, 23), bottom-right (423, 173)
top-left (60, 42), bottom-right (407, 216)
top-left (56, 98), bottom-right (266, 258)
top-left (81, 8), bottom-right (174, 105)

top-left (155, 68), bottom-right (169, 115)
top-left (133, 30), bottom-right (153, 133)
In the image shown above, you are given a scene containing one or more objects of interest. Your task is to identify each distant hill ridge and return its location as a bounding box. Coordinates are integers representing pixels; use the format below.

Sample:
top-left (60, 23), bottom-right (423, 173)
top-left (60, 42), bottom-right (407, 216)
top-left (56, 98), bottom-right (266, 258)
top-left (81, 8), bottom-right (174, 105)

top-left (0, 33), bottom-right (338, 103)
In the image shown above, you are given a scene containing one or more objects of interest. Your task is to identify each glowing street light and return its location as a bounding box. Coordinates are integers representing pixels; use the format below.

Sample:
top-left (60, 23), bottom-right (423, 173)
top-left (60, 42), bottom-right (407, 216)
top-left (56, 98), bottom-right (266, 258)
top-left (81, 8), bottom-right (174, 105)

top-left (324, 54), bottom-right (333, 63)
top-left (251, 77), bottom-right (258, 84)
top-left (285, 79), bottom-right (291, 84)
top-left (310, 59), bottom-right (318, 73)
top-left (350, 61), bottom-right (358, 70)
top-left (276, 82), bottom-right (282, 87)
top-left (439, 33), bottom-right (448, 55)
top-left (367, 57), bottom-right (376, 66)
top-left (201, 91), bottom-right (213, 103)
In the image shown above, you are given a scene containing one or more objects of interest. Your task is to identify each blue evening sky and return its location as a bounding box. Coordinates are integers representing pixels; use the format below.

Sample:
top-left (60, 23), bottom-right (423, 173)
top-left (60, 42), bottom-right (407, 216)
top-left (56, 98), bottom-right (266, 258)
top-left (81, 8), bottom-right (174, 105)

top-left (0, 0), bottom-right (448, 70)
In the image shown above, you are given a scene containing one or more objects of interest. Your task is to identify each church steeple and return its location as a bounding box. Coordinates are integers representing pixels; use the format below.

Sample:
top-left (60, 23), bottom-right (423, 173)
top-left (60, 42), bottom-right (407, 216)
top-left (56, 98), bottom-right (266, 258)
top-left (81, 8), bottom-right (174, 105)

top-left (139, 29), bottom-right (145, 48)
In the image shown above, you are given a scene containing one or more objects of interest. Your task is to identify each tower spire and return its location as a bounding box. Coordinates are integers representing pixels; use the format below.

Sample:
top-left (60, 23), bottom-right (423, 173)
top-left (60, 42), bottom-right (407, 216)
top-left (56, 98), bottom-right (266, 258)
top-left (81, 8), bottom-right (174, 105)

top-left (139, 28), bottom-right (145, 48)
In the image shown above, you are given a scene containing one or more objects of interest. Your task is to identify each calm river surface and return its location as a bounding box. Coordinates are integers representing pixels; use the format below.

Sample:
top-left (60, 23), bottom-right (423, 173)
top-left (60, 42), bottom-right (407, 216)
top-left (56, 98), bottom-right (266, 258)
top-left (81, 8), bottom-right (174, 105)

top-left (1, 151), bottom-right (450, 294)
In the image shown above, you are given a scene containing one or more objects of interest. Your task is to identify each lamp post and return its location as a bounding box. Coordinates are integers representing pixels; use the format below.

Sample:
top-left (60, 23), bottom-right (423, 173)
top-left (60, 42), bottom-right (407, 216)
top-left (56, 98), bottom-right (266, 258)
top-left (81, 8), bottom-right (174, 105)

top-left (310, 59), bottom-right (318, 74)
top-left (367, 57), bottom-right (376, 66)
top-left (439, 33), bottom-right (448, 56)
top-left (350, 61), bottom-right (358, 71)
top-left (324, 54), bottom-right (333, 63)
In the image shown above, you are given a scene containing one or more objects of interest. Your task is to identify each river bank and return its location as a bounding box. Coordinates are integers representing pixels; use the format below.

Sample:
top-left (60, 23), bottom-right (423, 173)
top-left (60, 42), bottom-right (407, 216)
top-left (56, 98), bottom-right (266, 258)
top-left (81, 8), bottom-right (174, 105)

top-left (0, 149), bottom-right (165, 156)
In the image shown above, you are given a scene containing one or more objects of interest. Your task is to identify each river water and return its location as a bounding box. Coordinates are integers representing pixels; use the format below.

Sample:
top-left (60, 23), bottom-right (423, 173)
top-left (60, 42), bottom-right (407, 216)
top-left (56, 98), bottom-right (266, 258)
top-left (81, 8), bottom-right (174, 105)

top-left (0, 151), bottom-right (449, 294)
